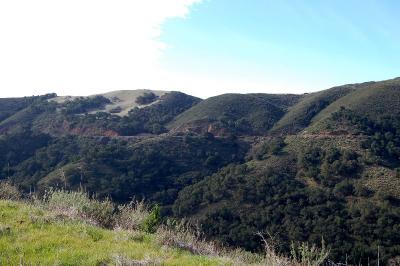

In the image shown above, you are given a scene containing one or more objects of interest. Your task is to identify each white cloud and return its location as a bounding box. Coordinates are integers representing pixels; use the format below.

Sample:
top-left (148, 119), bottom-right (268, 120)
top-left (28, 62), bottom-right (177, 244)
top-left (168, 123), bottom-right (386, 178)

top-left (0, 0), bottom-right (201, 97)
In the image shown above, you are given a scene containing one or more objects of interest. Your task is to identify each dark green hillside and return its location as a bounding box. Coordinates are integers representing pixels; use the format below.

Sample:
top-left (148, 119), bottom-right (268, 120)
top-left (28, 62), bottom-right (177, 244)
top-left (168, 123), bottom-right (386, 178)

top-left (0, 94), bottom-right (57, 133)
top-left (169, 93), bottom-right (301, 135)
top-left (0, 96), bottom-right (46, 122)
top-left (9, 133), bottom-right (246, 210)
top-left (173, 133), bottom-right (400, 264)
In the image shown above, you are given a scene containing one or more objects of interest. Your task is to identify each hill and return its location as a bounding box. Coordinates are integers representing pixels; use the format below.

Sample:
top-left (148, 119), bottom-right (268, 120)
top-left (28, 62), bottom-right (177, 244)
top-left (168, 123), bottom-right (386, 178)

top-left (0, 77), bottom-right (400, 264)
top-left (169, 93), bottom-right (301, 135)
top-left (271, 85), bottom-right (355, 134)
top-left (50, 90), bottom-right (171, 117)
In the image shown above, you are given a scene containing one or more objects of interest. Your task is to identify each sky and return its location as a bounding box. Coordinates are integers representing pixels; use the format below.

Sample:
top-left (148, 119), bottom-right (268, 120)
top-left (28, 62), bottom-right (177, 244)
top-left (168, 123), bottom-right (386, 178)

top-left (0, 0), bottom-right (399, 98)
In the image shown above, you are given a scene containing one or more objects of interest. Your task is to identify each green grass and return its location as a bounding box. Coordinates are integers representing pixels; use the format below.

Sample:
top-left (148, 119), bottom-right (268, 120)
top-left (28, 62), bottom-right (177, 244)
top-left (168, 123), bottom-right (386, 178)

top-left (0, 200), bottom-right (226, 266)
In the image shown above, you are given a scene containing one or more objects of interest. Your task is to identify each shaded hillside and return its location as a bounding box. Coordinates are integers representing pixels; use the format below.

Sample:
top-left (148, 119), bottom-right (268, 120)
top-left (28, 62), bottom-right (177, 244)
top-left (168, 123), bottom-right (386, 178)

top-left (0, 94), bottom-right (57, 134)
top-left (169, 93), bottom-right (301, 135)
top-left (9, 133), bottom-right (246, 210)
top-left (0, 96), bottom-right (51, 123)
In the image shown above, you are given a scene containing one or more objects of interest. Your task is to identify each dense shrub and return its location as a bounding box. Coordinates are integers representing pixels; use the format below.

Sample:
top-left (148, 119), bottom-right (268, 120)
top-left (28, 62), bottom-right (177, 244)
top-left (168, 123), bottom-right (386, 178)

top-left (135, 92), bottom-right (158, 105)
top-left (61, 96), bottom-right (111, 115)
top-left (141, 204), bottom-right (161, 233)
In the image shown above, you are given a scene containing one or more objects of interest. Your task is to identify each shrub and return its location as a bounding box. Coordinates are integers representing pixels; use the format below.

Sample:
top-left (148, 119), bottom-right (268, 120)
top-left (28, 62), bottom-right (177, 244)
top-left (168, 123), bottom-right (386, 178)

top-left (0, 181), bottom-right (21, 200)
top-left (155, 220), bottom-right (220, 256)
top-left (115, 200), bottom-right (151, 231)
top-left (82, 198), bottom-right (115, 228)
top-left (135, 92), bottom-right (158, 105)
top-left (290, 240), bottom-right (330, 266)
top-left (43, 189), bottom-right (115, 228)
top-left (62, 96), bottom-right (111, 115)
top-left (141, 204), bottom-right (161, 233)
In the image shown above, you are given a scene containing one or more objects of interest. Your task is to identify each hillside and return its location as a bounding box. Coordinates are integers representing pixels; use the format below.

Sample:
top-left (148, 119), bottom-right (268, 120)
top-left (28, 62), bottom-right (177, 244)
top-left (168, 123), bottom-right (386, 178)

top-left (50, 90), bottom-right (171, 117)
top-left (0, 77), bottom-right (400, 264)
top-left (169, 93), bottom-right (301, 135)
top-left (0, 200), bottom-right (224, 265)
top-left (0, 187), bottom-right (333, 266)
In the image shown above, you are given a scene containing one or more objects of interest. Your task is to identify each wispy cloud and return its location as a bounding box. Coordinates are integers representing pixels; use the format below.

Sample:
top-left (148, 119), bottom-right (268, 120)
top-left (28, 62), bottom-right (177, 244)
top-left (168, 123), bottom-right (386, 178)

top-left (0, 0), bottom-right (202, 97)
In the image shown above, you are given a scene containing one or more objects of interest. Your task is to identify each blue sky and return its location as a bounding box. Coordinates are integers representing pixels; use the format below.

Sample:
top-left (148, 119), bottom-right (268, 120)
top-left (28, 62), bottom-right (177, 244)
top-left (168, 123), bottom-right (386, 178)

top-left (159, 0), bottom-right (400, 96)
top-left (0, 0), bottom-right (399, 98)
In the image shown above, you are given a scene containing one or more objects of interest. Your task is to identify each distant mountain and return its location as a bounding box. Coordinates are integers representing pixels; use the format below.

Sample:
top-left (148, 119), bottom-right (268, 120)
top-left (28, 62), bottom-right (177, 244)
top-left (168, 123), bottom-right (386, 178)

top-left (1, 78), bottom-right (400, 264)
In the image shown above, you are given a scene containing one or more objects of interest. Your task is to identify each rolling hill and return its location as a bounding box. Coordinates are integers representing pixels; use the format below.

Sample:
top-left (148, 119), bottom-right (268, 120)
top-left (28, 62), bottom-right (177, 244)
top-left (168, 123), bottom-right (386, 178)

top-left (0, 77), bottom-right (400, 264)
top-left (169, 93), bottom-right (301, 135)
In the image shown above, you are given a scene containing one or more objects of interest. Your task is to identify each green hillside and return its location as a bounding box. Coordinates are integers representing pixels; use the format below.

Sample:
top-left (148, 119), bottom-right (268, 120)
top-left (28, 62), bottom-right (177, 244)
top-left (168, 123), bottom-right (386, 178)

top-left (169, 93), bottom-right (301, 135)
top-left (1, 78), bottom-right (400, 265)
top-left (272, 85), bottom-right (355, 134)
top-left (311, 78), bottom-right (400, 125)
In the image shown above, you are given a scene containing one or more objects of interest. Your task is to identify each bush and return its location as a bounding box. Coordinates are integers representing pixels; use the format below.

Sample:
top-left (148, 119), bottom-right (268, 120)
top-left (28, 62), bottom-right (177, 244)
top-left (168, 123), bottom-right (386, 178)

top-left (290, 241), bottom-right (330, 266)
top-left (135, 92), bottom-right (158, 105)
top-left (62, 96), bottom-right (111, 115)
top-left (82, 198), bottom-right (115, 228)
top-left (115, 200), bottom-right (151, 231)
top-left (0, 181), bottom-right (21, 200)
top-left (43, 189), bottom-right (115, 228)
top-left (155, 220), bottom-right (220, 256)
top-left (141, 204), bottom-right (161, 233)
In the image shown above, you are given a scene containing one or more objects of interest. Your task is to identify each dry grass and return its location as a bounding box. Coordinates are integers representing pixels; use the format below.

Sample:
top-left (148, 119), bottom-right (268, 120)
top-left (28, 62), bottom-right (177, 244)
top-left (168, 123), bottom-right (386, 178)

top-left (0, 181), bottom-right (21, 201)
top-left (115, 200), bottom-right (152, 231)
top-left (155, 222), bottom-right (330, 266)
top-left (41, 189), bottom-right (115, 228)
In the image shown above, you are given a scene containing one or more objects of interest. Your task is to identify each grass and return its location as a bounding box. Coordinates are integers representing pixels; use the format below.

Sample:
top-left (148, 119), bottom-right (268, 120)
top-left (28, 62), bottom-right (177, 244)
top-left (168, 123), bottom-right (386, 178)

top-left (0, 200), bottom-right (225, 266)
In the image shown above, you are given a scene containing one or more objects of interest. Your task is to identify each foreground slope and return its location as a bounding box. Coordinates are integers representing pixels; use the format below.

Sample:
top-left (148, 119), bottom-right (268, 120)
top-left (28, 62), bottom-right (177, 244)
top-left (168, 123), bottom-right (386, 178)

top-left (0, 200), bottom-right (225, 266)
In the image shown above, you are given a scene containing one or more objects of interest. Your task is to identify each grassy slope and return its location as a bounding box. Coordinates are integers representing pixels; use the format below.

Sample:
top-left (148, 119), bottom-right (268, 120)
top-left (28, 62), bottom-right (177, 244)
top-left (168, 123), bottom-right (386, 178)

top-left (272, 85), bottom-right (355, 133)
top-left (272, 78), bottom-right (400, 135)
top-left (312, 78), bottom-right (400, 123)
top-left (0, 200), bottom-right (224, 266)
